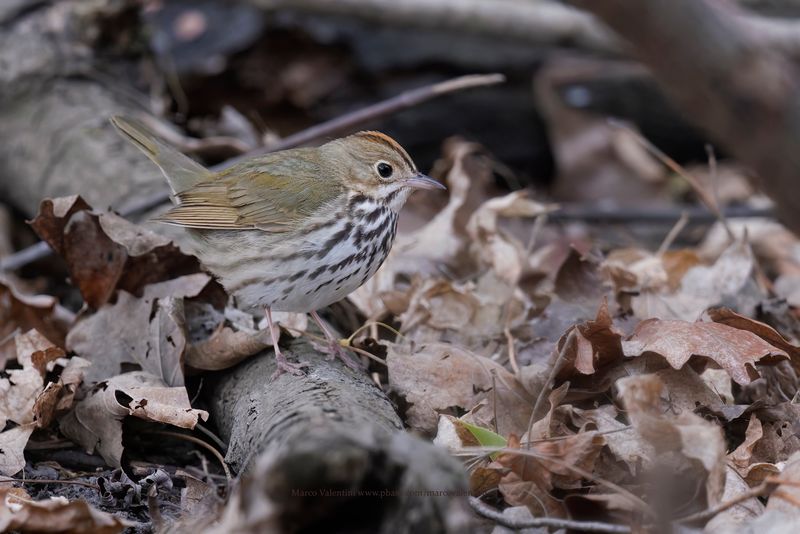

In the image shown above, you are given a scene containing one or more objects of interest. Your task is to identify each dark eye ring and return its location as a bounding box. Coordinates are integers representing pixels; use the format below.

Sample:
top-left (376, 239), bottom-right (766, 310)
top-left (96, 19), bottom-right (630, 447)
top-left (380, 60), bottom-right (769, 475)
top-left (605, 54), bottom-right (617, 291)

top-left (376, 162), bottom-right (393, 178)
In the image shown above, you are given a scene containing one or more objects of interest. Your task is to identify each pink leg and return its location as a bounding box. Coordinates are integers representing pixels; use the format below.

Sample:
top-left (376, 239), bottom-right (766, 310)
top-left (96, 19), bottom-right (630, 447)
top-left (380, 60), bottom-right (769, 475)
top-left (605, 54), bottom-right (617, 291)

top-left (309, 311), bottom-right (364, 371)
top-left (266, 307), bottom-right (308, 379)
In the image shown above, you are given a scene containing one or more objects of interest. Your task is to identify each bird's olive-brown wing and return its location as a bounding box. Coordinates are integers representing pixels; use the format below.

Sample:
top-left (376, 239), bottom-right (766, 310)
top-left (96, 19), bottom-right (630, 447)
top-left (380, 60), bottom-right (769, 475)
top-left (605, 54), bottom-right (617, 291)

top-left (156, 149), bottom-right (347, 232)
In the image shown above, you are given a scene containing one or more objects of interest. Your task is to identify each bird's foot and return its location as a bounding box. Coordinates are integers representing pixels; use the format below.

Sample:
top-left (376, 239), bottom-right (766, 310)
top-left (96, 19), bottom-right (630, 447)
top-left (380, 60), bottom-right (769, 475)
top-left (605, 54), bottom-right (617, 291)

top-left (311, 339), bottom-right (364, 371)
top-left (271, 349), bottom-right (309, 380)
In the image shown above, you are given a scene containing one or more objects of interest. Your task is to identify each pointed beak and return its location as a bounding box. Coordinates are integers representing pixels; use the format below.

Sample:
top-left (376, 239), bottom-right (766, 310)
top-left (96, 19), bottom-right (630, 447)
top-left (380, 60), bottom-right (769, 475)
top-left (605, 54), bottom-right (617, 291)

top-left (403, 173), bottom-right (446, 191)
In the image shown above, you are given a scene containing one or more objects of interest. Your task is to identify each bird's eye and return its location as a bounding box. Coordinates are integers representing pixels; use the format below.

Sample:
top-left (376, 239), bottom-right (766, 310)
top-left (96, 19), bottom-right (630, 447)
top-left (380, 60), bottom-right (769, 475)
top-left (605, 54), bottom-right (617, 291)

top-left (376, 162), bottom-right (393, 178)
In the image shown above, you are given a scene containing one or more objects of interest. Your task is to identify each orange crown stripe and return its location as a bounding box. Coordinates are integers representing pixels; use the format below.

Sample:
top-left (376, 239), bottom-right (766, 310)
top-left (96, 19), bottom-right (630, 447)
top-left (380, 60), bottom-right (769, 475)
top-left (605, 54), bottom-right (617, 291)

top-left (354, 131), bottom-right (416, 172)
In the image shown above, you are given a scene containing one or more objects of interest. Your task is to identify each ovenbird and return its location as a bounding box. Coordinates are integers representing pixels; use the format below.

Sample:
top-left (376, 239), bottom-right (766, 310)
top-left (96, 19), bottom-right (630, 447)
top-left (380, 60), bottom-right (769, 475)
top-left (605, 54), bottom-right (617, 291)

top-left (111, 116), bottom-right (444, 377)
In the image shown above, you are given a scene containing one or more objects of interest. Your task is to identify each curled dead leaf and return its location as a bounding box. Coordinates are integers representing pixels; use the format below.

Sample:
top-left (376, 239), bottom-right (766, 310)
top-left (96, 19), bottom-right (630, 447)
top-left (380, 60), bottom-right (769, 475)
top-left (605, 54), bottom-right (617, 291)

top-left (0, 425), bottom-right (35, 477)
top-left (0, 486), bottom-right (130, 533)
top-left (466, 190), bottom-right (556, 286)
top-left (703, 466), bottom-right (765, 532)
top-left (59, 371), bottom-right (208, 467)
top-left (30, 196), bottom-right (201, 308)
top-left (387, 342), bottom-right (531, 435)
top-left (0, 278), bottom-right (70, 366)
top-left (632, 238), bottom-right (762, 321)
top-left (67, 273), bottom-right (213, 387)
top-left (556, 298), bottom-right (624, 379)
top-left (623, 319), bottom-right (788, 385)
top-left (707, 307), bottom-right (800, 373)
top-left (730, 415), bottom-right (763, 472)
top-left (186, 322), bottom-right (268, 371)
top-left (616, 373), bottom-right (726, 504)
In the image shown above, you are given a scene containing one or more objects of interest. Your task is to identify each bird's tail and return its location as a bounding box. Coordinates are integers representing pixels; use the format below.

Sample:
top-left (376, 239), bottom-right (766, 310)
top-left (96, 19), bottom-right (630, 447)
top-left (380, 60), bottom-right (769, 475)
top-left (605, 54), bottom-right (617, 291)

top-left (110, 115), bottom-right (213, 196)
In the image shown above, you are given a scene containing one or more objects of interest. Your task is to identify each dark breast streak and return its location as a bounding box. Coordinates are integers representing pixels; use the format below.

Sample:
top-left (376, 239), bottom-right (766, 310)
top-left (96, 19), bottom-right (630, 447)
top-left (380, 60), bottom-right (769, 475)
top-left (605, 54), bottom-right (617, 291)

top-left (304, 199), bottom-right (398, 297)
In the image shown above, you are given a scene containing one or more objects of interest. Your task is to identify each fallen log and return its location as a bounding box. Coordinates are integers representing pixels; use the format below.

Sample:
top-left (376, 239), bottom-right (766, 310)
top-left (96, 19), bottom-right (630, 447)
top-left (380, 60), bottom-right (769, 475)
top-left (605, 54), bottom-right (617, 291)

top-left (209, 338), bottom-right (469, 532)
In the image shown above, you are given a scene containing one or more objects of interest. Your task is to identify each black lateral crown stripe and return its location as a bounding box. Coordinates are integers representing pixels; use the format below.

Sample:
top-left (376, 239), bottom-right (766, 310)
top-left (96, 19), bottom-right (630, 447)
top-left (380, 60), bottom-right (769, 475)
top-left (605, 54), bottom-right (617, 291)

top-left (355, 132), bottom-right (416, 171)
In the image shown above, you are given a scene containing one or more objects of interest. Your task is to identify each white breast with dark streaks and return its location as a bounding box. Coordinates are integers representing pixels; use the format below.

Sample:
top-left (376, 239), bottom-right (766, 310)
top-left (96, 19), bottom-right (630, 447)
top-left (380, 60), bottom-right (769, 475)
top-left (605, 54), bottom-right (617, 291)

top-left (199, 193), bottom-right (400, 313)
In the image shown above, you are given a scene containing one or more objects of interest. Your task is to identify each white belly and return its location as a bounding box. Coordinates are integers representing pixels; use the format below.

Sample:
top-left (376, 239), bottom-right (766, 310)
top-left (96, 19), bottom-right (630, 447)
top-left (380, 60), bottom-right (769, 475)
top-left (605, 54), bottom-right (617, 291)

top-left (206, 206), bottom-right (398, 313)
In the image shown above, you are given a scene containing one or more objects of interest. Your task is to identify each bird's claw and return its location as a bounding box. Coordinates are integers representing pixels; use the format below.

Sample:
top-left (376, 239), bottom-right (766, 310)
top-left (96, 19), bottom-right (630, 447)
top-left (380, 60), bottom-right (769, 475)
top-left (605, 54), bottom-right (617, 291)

top-left (312, 340), bottom-right (364, 371)
top-left (271, 351), bottom-right (309, 380)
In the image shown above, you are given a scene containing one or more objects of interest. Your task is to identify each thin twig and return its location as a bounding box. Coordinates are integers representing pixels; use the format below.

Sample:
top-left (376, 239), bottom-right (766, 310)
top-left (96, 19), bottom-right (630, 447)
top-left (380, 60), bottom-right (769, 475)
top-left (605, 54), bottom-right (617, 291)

top-left (0, 478), bottom-right (100, 490)
top-left (524, 424), bottom-right (633, 445)
top-left (504, 327), bottom-right (520, 377)
top-left (281, 324), bottom-right (387, 366)
top-left (468, 445), bottom-right (652, 516)
top-left (608, 119), bottom-right (735, 240)
top-left (194, 422), bottom-right (227, 453)
top-left (491, 371), bottom-right (499, 435)
top-left (526, 329), bottom-right (577, 446)
top-left (549, 204), bottom-right (773, 224)
top-left (656, 210), bottom-right (689, 256)
top-left (470, 496), bottom-right (632, 533)
top-left (0, 74), bottom-right (504, 273)
top-left (675, 477), bottom-right (786, 524)
top-left (151, 430), bottom-right (232, 483)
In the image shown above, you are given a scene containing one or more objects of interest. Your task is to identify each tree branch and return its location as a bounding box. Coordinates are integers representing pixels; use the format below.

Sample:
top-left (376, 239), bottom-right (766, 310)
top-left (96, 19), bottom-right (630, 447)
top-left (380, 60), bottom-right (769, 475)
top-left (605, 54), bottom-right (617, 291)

top-left (567, 0), bottom-right (800, 234)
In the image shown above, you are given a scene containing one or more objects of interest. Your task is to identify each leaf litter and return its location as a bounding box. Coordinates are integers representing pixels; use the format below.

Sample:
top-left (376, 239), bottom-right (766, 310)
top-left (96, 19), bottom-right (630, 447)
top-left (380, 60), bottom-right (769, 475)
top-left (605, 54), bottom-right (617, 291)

top-left (4, 137), bottom-right (800, 531)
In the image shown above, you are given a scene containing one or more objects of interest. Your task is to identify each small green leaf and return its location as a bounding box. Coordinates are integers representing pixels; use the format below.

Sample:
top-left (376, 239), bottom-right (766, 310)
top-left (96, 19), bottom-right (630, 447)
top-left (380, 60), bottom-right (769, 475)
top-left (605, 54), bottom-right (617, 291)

top-left (460, 422), bottom-right (506, 460)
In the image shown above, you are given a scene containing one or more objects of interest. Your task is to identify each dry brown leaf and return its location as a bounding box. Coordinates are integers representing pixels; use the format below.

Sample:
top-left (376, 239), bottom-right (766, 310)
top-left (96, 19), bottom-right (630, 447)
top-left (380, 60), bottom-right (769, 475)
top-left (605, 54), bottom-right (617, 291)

top-left (527, 383), bottom-right (570, 440)
top-left (67, 273), bottom-right (213, 387)
top-left (655, 366), bottom-right (724, 415)
top-left (1, 333), bottom-right (49, 455)
top-left (32, 383), bottom-right (62, 429)
top-left (401, 280), bottom-right (479, 333)
top-left (495, 434), bottom-right (562, 517)
top-left (186, 323), bottom-right (268, 371)
top-left (0, 278), bottom-right (70, 366)
top-left (775, 274), bottom-right (800, 307)
top-left (536, 431), bottom-right (606, 490)
top-left (55, 356), bottom-right (91, 412)
top-left (32, 356), bottom-right (91, 428)
top-left (700, 219), bottom-right (800, 279)
top-left (0, 330), bottom-right (81, 474)
top-left (730, 415), bottom-right (763, 472)
top-left (572, 405), bottom-right (650, 474)
top-left (495, 431), bottom-right (605, 517)
top-left (468, 466), bottom-right (503, 497)
top-left (465, 190), bottom-right (556, 286)
top-left (432, 414), bottom-right (505, 497)
top-left (0, 486), bottom-right (130, 533)
top-left (174, 470), bottom-right (223, 528)
top-left (704, 465), bottom-right (765, 533)
top-left (59, 371), bottom-right (208, 467)
top-left (0, 425), bottom-right (35, 476)
top-left (1, 366), bottom-right (42, 429)
top-left (185, 303), bottom-right (271, 371)
top-left (604, 248), bottom-right (701, 295)
top-left (706, 307), bottom-right (800, 373)
top-left (616, 374), bottom-right (726, 504)
top-left (631, 238), bottom-right (762, 321)
top-left (30, 196), bottom-right (201, 308)
top-left (740, 462), bottom-right (782, 487)
top-left (387, 342), bottom-right (531, 435)
top-left (623, 319), bottom-right (788, 386)
top-left (554, 247), bottom-right (608, 306)
top-left (700, 368), bottom-right (735, 405)
top-left (757, 452), bottom-right (800, 525)
top-left (556, 298), bottom-right (624, 379)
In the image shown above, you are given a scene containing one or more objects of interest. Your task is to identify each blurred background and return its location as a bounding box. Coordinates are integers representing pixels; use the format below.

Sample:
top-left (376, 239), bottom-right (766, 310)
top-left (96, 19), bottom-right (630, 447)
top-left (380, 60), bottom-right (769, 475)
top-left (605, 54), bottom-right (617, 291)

top-left (5, 0), bottom-right (792, 265)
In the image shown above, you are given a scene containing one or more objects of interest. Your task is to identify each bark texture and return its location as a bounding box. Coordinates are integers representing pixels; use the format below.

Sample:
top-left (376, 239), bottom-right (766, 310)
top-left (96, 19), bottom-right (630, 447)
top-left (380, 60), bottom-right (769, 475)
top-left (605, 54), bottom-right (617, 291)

top-left (569, 0), bottom-right (800, 234)
top-left (210, 339), bottom-right (468, 533)
top-left (0, 0), bottom-right (167, 216)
